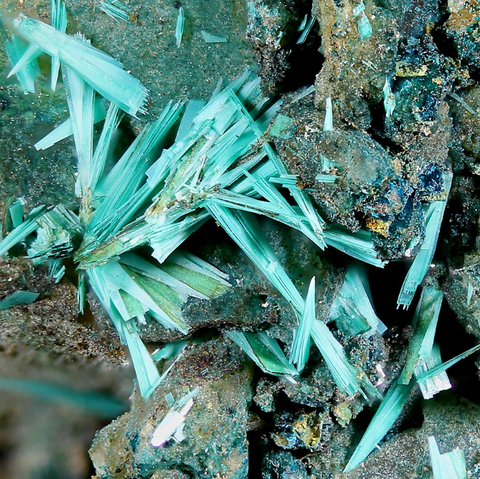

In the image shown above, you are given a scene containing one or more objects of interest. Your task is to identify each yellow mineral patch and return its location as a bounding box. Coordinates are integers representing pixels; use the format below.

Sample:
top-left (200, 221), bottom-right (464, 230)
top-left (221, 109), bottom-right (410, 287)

top-left (333, 402), bottom-right (353, 427)
top-left (365, 217), bottom-right (391, 237)
top-left (292, 412), bottom-right (322, 449)
top-left (395, 62), bottom-right (428, 77)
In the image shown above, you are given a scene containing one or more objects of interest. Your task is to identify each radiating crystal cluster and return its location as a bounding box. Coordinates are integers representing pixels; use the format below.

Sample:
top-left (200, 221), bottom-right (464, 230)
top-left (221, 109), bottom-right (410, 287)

top-left (1, 1), bottom-right (473, 472)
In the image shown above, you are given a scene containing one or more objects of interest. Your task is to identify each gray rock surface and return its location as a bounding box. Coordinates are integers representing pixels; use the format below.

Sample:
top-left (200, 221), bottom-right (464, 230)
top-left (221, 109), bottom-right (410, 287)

top-left (90, 338), bottom-right (254, 479)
